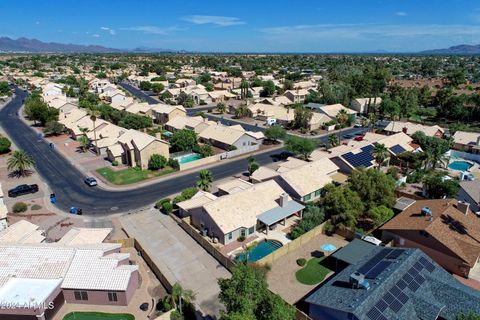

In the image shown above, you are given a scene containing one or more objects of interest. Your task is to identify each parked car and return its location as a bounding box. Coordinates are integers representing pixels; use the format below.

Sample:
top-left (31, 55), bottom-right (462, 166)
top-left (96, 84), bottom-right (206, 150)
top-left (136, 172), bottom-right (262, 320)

top-left (84, 177), bottom-right (97, 187)
top-left (271, 151), bottom-right (295, 162)
top-left (354, 135), bottom-right (364, 141)
top-left (8, 184), bottom-right (39, 198)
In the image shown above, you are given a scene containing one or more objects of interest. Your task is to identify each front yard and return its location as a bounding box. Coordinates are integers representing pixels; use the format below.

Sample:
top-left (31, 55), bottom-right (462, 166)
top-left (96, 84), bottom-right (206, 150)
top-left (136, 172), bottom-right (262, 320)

top-left (63, 312), bottom-right (134, 320)
top-left (96, 167), bottom-right (177, 185)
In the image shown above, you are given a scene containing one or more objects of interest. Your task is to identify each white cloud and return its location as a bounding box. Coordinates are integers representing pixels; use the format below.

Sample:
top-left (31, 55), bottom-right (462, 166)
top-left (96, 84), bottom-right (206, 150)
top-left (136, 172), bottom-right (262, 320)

top-left (121, 26), bottom-right (182, 35)
top-left (395, 11), bottom-right (408, 16)
top-left (92, 34), bottom-right (100, 38)
top-left (100, 26), bottom-right (115, 35)
top-left (183, 15), bottom-right (245, 27)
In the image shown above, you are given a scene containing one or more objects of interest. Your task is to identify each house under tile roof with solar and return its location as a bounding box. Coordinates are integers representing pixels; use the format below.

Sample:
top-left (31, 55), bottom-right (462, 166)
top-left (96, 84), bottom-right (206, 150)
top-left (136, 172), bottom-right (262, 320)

top-left (305, 246), bottom-right (480, 320)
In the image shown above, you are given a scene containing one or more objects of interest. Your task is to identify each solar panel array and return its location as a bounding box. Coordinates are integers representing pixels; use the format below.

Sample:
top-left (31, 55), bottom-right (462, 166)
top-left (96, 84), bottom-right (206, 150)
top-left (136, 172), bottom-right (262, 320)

top-left (366, 255), bottom-right (437, 320)
top-left (358, 249), bottom-right (405, 279)
top-left (389, 144), bottom-right (406, 155)
top-left (342, 144), bottom-right (375, 168)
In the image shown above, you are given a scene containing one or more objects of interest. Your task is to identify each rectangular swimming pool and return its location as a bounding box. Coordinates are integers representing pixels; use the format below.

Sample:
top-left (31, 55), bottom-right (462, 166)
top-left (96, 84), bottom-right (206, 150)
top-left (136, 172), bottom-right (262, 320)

top-left (174, 153), bottom-right (202, 164)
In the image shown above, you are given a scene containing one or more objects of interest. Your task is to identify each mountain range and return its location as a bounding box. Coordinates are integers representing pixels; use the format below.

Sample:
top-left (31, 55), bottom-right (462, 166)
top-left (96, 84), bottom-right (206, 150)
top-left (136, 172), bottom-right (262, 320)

top-left (420, 44), bottom-right (480, 55)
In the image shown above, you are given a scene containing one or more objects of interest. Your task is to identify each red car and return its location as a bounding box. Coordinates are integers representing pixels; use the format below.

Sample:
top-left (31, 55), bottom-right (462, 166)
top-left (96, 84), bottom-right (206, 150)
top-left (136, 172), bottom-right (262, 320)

top-left (354, 135), bottom-right (364, 141)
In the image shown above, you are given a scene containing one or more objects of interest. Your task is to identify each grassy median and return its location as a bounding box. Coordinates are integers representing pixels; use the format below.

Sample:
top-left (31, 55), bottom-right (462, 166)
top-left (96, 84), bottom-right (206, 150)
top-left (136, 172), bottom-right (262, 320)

top-left (96, 166), bottom-right (177, 185)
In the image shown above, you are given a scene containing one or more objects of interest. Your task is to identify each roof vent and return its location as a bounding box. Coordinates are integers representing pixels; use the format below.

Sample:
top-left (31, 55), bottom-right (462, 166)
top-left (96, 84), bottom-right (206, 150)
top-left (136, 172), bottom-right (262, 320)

top-left (350, 272), bottom-right (370, 290)
top-left (421, 207), bottom-right (432, 217)
top-left (457, 201), bottom-right (470, 215)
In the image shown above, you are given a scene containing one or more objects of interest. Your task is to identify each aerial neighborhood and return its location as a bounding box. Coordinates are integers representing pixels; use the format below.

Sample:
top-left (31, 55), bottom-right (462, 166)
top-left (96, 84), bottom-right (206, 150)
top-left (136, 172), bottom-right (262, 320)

top-left (1, 2), bottom-right (480, 320)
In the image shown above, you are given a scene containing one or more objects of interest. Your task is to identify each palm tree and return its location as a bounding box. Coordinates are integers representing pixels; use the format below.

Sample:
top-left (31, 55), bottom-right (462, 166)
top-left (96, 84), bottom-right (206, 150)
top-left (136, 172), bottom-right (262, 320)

top-left (217, 102), bottom-right (226, 114)
top-left (336, 109), bottom-right (349, 141)
top-left (78, 135), bottom-right (89, 152)
top-left (196, 169), bottom-right (213, 191)
top-left (328, 134), bottom-right (339, 147)
top-left (247, 156), bottom-right (259, 176)
top-left (240, 79), bottom-right (249, 100)
top-left (368, 113), bottom-right (377, 132)
top-left (7, 150), bottom-right (35, 177)
top-left (372, 143), bottom-right (389, 170)
top-left (171, 283), bottom-right (196, 315)
top-left (88, 110), bottom-right (101, 156)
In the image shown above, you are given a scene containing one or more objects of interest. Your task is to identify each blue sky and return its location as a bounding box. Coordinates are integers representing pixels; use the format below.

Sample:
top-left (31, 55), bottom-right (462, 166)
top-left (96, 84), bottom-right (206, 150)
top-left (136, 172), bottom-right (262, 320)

top-left (1, 0), bottom-right (480, 52)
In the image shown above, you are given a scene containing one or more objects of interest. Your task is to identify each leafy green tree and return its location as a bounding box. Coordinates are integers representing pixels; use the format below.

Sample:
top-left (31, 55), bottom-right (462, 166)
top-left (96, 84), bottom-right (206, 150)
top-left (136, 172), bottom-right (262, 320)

top-left (217, 102), bottom-right (226, 114)
top-left (261, 80), bottom-right (276, 97)
top-left (423, 173), bottom-right (460, 199)
top-left (196, 169), bottom-right (213, 191)
top-left (292, 105), bottom-right (313, 130)
top-left (291, 205), bottom-right (325, 239)
top-left (411, 132), bottom-right (453, 169)
top-left (139, 81), bottom-right (152, 91)
top-left (349, 168), bottom-right (396, 210)
top-left (118, 114), bottom-right (153, 130)
top-left (447, 68), bottom-right (466, 87)
top-left (324, 184), bottom-right (364, 231)
top-left (177, 91), bottom-right (194, 107)
top-left (43, 121), bottom-right (65, 136)
top-left (193, 144), bottom-right (214, 158)
top-left (0, 81), bottom-right (12, 96)
top-left (171, 283), bottom-right (196, 315)
top-left (368, 205), bottom-right (394, 227)
top-left (218, 263), bottom-right (295, 320)
top-left (0, 136), bottom-right (12, 154)
top-left (25, 95), bottom-right (58, 126)
top-left (456, 312), bottom-right (480, 320)
top-left (372, 143), bottom-right (389, 169)
top-left (170, 129), bottom-right (198, 152)
top-left (151, 83), bottom-right (165, 94)
top-left (77, 135), bottom-right (89, 152)
top-left (247, 156), bottom-right (260, 175)
top-left (328, 134), bottom-right (339, 147)
top-left (148, 154), bottom-right (167, 170)
top-left (7, 150), bottom-right (35, 177)
top-left (264, 126), bottom-right (286, 143)
top-left (284, 137), bottom-right (315, 160)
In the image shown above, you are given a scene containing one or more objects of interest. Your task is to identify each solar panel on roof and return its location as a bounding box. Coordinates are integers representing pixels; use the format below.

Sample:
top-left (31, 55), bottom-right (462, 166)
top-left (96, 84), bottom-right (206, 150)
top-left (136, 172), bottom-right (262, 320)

top-left (403, 273), bottom-right (413, 283)
top-left (408, 267), bottom-right (419, 277)
top-left (377, 315), bottom-right (389, 320)
top-left (420, 258), bottom-right (435, 272)
top-left (390, 144), bottom-right (406, 155)
top-left (389, 298), bottom-right (404, 313)
top-left (416, 275), bottom-right (425, 285)
top-left (366, 261), bottom-right (392, 279)
top-left (413, 261), bottom-right (423, 271)
top-left (386, 249), bottom-right (405, 260)
top-left (397, 279), bottom-right (407, 289)
top-left (383, 292), bottom-right (395, 304)
top-left (390, 286), bottom-right (401, 297)
top-left (397, 292), bottom-right (409, 304)
top-left (408, 280), bottom-right (421, 292)
top-left (367, 307), bottom-right (383, 320)
top-left (358, 250), bottom-right (393, 274)
top-left (376, 300), bottom-right (388, 312)
top-left (342, 144), bottom-right (376, 168)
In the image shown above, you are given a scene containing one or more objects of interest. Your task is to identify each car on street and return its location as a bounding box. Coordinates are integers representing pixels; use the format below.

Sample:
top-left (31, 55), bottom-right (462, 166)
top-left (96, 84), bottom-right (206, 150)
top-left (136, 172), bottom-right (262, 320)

top-left (354, 135), bottom-right (364, 141)
top-left (8, 184), bottom-right (39, 198)
top-left (84, 177), bottom-right (98, 187)
top-left (271, 151), bottom-right (295, 162)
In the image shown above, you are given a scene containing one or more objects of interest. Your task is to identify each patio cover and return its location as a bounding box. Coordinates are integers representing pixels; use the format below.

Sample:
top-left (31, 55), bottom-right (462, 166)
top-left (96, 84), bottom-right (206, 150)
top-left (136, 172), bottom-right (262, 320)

top-left (257, 201), bottom-right (305, 226)
top-left (331, 239), bottom-right (376, 265)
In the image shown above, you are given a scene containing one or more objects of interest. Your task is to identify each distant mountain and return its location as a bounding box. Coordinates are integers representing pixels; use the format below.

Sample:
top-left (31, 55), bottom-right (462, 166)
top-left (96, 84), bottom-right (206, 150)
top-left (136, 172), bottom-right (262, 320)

top-left (420, 44), bottom-right (480, 55)
top-left (0, 37), bottom-right (120, 53)
top-left (131, 46), bottom-right (180, 53)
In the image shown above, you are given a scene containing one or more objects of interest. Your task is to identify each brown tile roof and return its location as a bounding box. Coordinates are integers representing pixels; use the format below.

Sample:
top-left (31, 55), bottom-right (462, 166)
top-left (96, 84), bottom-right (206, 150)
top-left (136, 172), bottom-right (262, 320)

top-left (381, 199), bottom-right (480, 267)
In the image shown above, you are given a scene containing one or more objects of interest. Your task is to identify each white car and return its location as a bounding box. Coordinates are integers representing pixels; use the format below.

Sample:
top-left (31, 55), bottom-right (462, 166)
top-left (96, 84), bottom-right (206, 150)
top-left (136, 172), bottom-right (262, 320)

top-left (84, 177), bottom-right (97, 187)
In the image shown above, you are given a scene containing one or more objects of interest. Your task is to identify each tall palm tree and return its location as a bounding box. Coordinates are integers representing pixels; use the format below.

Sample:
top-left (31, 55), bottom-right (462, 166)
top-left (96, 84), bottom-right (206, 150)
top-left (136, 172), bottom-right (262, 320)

top-left (247, 156), bottom-right (259, 176)
top-left (372, 143), bottom-right (389, 170)
top-left (240, 79), bottom-right (249, 100)
top-left (368, 113), bottom-right (377, 132)
top-left (196, 169), bottom-right (213, 191)
top-left (328, 134), bottom-right (339, 147)
top-left (88, 110), bottom-right (101, 156)
top-left (7, 150), bottom-right (35, 177)
top-left (171, 283), bottom-right (196, 315)
top-left (336, 109), bottom-right (349, 141)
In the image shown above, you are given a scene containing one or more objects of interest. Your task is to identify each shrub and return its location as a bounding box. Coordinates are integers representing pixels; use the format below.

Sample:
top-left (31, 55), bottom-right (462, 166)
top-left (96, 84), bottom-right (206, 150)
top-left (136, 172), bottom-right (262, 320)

top-left (228, 145), bottom-right (237, 151)
top-left (162, 201), bottom-right (173, 214)
top-left (297, 258), bottom-right (307, 266)
top-left (0, 136), bottom-right (11, 154)
top-left (31, 204), bottom-right (42, 210)
top-left (12, 202), bottom-right (28, 213)
top-left (155, 198), bottom-right (171, 209)
top-left (237, 235), bottom-right (246, 242)
top-left (168, 158), bottom-right (180, 170)
top-left (111, 160), bottom-right (119, 166)
top-left (148, 154), bottom-right (167, 170)
top-left (406, 170), bottom-right (425, 183)
top-left (386, 167), bottom-right (400, 180)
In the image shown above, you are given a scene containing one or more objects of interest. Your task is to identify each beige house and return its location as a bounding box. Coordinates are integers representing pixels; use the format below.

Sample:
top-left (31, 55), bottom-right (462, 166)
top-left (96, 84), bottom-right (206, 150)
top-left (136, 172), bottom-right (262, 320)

top-left (198, 123), bottom-right (264, 150)
top-left (319, 103), bottom-right (357, 119)
top-left (350, 97), bottom-right (382, 114)
top-left (381, 199), bottom-right (480, 278)
top-left (151, 104), bottom-right (186, 124)
top-left (248, 103), bottom-right (295, 125)
top-left (384, 121), bottom-right (444, 138)
top-left (452, 131), bottom-right (480, 154)
top-left (285, 89), bottom-right (309, 103)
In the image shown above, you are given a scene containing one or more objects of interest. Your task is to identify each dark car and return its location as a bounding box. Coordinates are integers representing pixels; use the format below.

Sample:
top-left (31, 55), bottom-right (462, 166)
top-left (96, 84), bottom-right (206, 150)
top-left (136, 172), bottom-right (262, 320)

top-left (8, 184), bottom-right (39, 198)
top-left (84, 177), bottom-right (98, 187)
top-left (271, 151), bottom-right (295, 162)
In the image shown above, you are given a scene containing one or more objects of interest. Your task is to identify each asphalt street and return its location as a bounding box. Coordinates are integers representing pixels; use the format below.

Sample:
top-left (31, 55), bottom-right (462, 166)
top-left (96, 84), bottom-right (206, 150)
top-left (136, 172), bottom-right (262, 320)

top-left (0, 88), bottom-right (282, 215)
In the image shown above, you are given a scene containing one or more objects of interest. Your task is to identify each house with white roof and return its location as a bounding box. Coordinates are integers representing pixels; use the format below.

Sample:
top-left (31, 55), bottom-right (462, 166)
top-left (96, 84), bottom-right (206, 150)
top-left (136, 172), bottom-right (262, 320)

top-left (452, 131), bottom-right (480, 154)
top-left (285, 89), bottom-right (309, 103)
top-left (189, 180), bottom-right (304, 245)
top-left (384, 121), bottom-right (444, 138)
top-left (319, 103), bottom-right (357, 119)
top-left (198, 123), bottom-right (264, 150)
top-left (151, 104), bottom-right (186, 124)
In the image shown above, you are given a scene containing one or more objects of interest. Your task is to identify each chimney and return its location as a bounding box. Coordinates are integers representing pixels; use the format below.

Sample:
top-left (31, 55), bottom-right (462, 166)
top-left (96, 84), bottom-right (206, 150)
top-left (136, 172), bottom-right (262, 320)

top-left (457, 201), bottom-right (470, 215)
top-left (477, 136), bottom-right (480, 146)
top-left (279, 193), bottom-right (289, 208)
top-left (402, 127), bottom-right (408, 134)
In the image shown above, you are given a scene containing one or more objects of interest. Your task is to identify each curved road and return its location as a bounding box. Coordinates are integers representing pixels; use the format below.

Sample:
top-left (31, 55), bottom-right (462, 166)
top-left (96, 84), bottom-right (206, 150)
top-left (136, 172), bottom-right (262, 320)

top-left (0, 88), bottom-right (281, 215)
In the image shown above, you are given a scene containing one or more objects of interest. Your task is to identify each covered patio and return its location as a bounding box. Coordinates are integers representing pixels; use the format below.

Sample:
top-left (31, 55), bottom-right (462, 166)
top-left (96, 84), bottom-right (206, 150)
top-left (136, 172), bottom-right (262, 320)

top-left (257, 201), bottom-right (305, 235)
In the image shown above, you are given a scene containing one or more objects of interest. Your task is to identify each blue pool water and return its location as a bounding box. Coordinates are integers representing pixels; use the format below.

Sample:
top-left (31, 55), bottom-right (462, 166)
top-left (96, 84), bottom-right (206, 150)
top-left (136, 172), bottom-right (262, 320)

top-left (448, 161), bottom-right (473, 171)
top-left (236, 240), bottom-right (283, 263)
top-left (175, 153), bottom-right (202, 164)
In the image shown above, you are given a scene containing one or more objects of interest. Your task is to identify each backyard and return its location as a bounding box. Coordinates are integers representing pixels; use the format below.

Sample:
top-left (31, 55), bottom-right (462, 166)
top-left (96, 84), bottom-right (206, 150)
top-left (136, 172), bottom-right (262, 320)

top-left (96, 167), bottom-right (177, 185)
top-left (63, 312), bottom-right (134, 320)
top-left (295, 256), bottom-right (332, 285)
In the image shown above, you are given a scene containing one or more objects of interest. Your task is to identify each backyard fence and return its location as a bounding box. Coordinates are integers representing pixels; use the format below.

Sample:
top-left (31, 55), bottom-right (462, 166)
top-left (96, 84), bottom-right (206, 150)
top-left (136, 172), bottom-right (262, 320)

top-left (255, 222), bottom-right (327, 266)
top-left (169, 214), bottom-right (236, 271)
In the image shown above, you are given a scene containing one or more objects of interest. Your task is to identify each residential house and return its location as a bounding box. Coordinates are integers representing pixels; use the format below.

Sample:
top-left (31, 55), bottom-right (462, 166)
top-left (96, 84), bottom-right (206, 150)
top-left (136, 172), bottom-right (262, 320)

top-left (248, 103), bottom-right (295, 126)
top-left (188, 180), bottom-right (304, 245)
top-left (198, 123), bottom-right (263, 150)
top-left (350, 97), bottom-right (382, 114)
top-left (309, 112), bottom-right (332, 131)
top-left (452, 131), bottom-right (480, 154)
top-left (217, 178), bottom-right (253, 196)
top-left (381, 199), bottom-right (480, 278)
top-left (306, 246), bottom-right (480, 320)
top-left (165, 116), bottom-right (212, 134)
top-left (319, 103), bottom-right (357, 119)
top-left (457, 180), bottom-right (480, 214)
top-left (124, 102), bottom-right (153, 117)
top-left (174, 78), bottom-right (196, 88)
top-left (384, 121), bottom-right (444, 138)
top-left (284, 89), bottom-right (309, 103)
top-left (177, 191), bottom-right (217, 218)
top-left (151, 104), bottom-right (186, 124)
top-left (41, 82), bottom-right (64, 97)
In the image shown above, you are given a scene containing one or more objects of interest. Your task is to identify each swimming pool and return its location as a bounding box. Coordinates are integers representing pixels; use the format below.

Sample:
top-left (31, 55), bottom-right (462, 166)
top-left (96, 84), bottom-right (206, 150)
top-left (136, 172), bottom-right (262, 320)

top-left (174, 153), bottom-right (202, 164)
top-left (236, 240), bottom-right (283, 263)
top-left (448, 161), bottom-right (473, 171)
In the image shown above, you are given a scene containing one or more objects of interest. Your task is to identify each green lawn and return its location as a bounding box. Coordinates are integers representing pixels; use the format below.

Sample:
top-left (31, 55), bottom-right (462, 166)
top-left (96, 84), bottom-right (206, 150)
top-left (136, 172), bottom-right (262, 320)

top-left (63, 312), bottom-right (134, 320)
top-left (96, 167), bottom-right (177, 185)
top-left (295, 256), bottom-right (332, 285)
